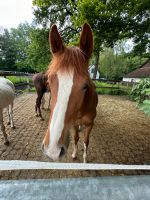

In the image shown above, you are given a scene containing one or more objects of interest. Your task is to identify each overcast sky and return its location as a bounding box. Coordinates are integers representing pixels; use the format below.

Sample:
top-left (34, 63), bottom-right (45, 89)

top-left (0, 0), bottom-right (34, 29)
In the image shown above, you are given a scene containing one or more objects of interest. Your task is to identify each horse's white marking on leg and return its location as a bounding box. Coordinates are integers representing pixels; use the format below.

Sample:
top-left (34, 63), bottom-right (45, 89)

top-left (46, 71), bottom-right (74, 160)
top-left (72, 144), bottom-right (78, 159)
top-left (47, 93), bottom-right (51, 110)
top-left (7, 107), bottom-right (11, 125)
top-left (83, 143), bottom-right (87, 163)
top-left (9, 104), bottom-right (14, 128)
top-left (0, 110), bottom-right (3, 130)
top-left (0, 110), bottom-right (8, 143)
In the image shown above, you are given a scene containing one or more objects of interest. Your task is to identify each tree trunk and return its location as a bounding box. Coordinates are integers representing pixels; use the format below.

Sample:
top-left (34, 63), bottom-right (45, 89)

top-left (93, 52), bottom-right (100, 79)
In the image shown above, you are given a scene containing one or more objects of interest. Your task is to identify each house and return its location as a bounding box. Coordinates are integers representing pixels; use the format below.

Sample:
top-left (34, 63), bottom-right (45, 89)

top-left (123, 60), bottom-right (150, 83)
top-left (88, 65), bottom-right (100, 79)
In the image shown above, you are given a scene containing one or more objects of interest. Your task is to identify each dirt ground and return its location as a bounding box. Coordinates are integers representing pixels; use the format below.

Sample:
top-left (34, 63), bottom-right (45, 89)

top-left (0, 93), bottom-right (150, 179)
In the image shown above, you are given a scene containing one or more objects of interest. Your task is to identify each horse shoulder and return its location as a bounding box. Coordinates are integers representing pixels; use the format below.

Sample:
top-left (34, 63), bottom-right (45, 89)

top-left (80, 80), bottom-right (98, 124)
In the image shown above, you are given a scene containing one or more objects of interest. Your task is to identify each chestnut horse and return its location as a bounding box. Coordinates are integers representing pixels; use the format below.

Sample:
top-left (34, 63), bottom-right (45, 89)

top-left (0, 78), bottom-right (15, 145)
top-left (42, 23), bottom-right (98, 163)
top-left (32, 72), bottom-right (50, 120)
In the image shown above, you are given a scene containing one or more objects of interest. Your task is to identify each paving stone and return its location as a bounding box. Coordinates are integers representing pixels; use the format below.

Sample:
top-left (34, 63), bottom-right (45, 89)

top-left (0, 93), bottom-right (150, 179)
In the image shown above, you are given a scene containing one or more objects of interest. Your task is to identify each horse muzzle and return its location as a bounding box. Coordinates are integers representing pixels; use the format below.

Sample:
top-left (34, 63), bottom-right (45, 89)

top-left (41, 143), bottom-right (67, 161)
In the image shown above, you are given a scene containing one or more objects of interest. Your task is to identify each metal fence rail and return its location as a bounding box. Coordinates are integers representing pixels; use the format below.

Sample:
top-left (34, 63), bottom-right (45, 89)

top-left (0, 160), bottom-right (150, 171)
top-left (0, 176), bottom-right (150, 200)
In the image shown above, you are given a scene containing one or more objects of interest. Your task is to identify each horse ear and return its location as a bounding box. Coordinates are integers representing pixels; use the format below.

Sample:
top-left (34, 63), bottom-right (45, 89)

top-left (79, 23), bottom-right (93, 59)
top-left (49, 25), bottom-right (64, 54)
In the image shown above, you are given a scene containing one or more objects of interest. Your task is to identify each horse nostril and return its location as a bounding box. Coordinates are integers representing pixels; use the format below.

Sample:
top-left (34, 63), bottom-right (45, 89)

top-left (59, 147), bottom-right (65, 157)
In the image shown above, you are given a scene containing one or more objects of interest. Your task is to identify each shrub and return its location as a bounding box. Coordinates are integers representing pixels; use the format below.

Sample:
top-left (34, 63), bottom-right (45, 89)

top-left (130, 79), bottom-right (150, 104)
top-left (139, 88), bottom-right (150, 116)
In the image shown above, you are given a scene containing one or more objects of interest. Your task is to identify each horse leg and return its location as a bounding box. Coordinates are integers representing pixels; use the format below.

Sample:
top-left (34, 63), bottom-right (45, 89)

top-left (9, 103), bottom-right (15, 129)
top-left (35, 94), bottom-right (41, 117)
top-left (7, 107), bottom-right (11, 125)
top-left (37, 91), bottom-right (45, 120)
top-left (47, 92), bottom-right (51, 110)
top-left (72, 126), bottom-right (79, 159)
top-left (41, 94), bottom-right (45, 109)
top-left (83, 124), bottom-right (93, 163)
top-left (35, 99), bottom-right (38, 117)
top-left (0, 111), bottom-right (9, 145)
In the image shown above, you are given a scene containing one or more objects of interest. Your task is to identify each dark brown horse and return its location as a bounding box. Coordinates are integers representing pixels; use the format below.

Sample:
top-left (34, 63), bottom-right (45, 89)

top-left (32, 72), bottom-right (50, 120)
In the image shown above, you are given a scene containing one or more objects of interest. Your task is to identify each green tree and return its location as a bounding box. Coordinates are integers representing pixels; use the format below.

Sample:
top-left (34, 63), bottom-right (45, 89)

top-left (0, 28), bottom-right (17, 71)
top-left (72, 0), bottom-right (131, 78)
top-left (33, 0), bottom-right (125, 78)
top-left (100, 48), bottom-right (126, 80)
top-left (73, 0), bottom-right (150, 77)
top-left (10, 22), bottom-right (33, 72)
top-left (27, 28), bottom-right (51, 72)
top-left (100, 44), bottom-right (148, 80)
top-left (32, 0), bottom-right (150, 77)
top-left (33, 0), bottom-right (78, 43)
top-left (107, 0), bottom-right (150, 57)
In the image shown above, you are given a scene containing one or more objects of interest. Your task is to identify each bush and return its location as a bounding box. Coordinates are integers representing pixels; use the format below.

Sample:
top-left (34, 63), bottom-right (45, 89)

top-left (130, 79), bottom-right (150, 104)
top-left (139, 89), bottom-right (150, 116)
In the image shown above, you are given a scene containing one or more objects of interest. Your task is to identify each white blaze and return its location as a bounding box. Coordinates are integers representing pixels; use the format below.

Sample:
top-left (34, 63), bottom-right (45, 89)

top-left (46, 71), bottom-right (74, 160)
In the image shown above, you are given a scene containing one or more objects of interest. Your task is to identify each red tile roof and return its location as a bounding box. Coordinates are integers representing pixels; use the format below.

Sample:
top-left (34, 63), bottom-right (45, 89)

top-left (124, 60), bottom-right (150, 78)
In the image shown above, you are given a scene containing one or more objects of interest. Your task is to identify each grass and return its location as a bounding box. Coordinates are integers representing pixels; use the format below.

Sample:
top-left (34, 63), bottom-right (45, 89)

top-left (23, 87), bottom-right (36, 93)
top-left (94, 81), bottom-right (131, 95)
top-left (96, 88), bottom-right (130, 95)
top-left (95, 81), bottom-right (115, 87)
top-left (7, 76), bottom-right (32, 84)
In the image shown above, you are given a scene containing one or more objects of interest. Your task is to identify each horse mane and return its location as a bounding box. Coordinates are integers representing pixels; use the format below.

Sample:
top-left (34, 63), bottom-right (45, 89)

top-left (47, 47), bottom-right (89, 76)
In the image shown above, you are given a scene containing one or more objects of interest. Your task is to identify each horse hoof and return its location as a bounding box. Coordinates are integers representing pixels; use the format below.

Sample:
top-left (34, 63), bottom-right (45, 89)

top-left (41, 118), bottom-right (44, 121)
top-left (7, 122), bottom-right (10, 125)
top-left (12, 126), bottom-right (16, 129)
top-left (72, 154), bottom-right (77, 160)
top-left (35, 114), bottom-right (39, 117)
top-left (72, 157), bottom-right (77, 161)
top-left (4, 141), bottom-right (10, 146)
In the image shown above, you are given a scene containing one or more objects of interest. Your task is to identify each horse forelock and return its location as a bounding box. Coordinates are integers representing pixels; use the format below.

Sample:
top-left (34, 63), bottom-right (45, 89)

top-left (47, 47), bottom-right (89, 77)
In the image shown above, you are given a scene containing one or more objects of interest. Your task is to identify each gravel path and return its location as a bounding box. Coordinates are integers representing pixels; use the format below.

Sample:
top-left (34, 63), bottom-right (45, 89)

top-left (0, 93), bottom-right (150, 179)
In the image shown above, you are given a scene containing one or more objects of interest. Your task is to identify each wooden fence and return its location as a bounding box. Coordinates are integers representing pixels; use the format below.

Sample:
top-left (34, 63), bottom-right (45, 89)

top-left (0, 70), bottom-right (131, 93)
top-left (0, 70), bottom-right (33, 77)
top-left (0, 70), bottom-right (34, 89)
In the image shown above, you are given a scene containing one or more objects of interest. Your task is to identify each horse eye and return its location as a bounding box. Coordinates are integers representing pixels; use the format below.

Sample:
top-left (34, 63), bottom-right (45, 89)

top-left (82, 84), bottom-right (88, 91)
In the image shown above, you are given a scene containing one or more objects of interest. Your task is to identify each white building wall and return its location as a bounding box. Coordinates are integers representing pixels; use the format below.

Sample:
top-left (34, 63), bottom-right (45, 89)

top-left (122, 78), bottom-right (141, 83)
top-left (88, 65), bottom-right (100, 79)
